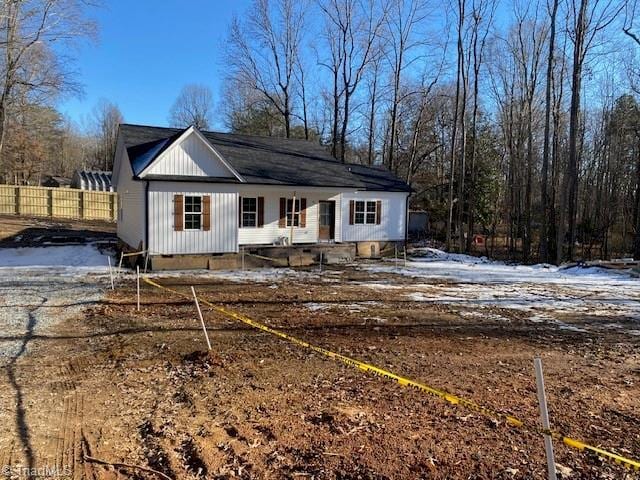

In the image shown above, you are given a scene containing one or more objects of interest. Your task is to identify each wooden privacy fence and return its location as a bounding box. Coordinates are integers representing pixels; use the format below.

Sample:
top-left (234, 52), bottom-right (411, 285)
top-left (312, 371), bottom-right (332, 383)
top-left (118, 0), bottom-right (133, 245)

top-left (0, 184), bottom-right (117, 222)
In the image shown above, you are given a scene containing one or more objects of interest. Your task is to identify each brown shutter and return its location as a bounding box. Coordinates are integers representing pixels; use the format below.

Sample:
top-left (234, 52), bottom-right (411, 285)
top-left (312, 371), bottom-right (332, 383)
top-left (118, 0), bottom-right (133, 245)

top-left (349, 200), bottom-right (355, 225)
top-left (300, 198), bottom-right (307, 227)
top-left (279, 197), bottom-right (286, 227)
top-left (203, 195), bottom-right (211, 231)
top-left (238, 196), bottom-right (242, 228)
top-left (258, 197), bottom-right (264, 227)
top-left (174, 194), bottom-right (183, 231)
top-left (376, 200), bottom-right (382, 225)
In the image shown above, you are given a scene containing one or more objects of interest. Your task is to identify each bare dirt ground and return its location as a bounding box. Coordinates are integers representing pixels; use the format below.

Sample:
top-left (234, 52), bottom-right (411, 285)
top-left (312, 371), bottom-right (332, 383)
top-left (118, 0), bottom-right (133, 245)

top-left (0, 215), bottom-right (116, 247)
top-left (0, 262), bottom-right (638, 479)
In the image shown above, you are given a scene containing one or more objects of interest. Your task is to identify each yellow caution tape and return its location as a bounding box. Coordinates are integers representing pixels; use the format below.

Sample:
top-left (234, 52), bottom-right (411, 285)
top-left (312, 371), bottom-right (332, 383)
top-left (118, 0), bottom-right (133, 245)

top-left (143, 277), bottom-right (640, 472)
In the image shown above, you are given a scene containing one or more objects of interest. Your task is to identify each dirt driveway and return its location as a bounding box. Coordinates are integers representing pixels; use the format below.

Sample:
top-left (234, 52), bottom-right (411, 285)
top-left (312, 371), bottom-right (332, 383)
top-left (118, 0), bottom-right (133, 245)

top-left (0, 258), bottom-right (638, 479)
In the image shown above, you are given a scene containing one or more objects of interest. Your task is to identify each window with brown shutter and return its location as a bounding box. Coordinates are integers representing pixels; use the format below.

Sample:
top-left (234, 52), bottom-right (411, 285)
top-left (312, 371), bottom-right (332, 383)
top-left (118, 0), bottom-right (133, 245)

top-left (184, 196), bottom-right (203, 230)
top-left (279, 197), bottom-right (286, 227)
top-left (353, 200), bottom-right (379, 225)
top-left (238, 196), bottom-right (242, 228)
top-left (258, 197), bottom-right (264, 227)
top-left (375, 200), bottom-right (381, 224)
top-left (241, 197), bottom-right (258, 227)
top-left (349, 200), bottom-right (355, 225)
top-left (285, 198), bottom-right (301, 226)
top-left (174, 194), bottom-right (184, 231)
top-left (300, 198), bottom-right (307, 227)
top-left (202, 195), bottom-right (211, 231)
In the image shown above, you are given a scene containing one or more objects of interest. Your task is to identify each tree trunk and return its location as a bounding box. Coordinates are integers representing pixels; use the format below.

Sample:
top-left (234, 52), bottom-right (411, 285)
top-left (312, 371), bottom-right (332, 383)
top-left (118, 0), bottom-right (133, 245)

top-left (446, 4), bottom-right (464, 251)
top-left (340, 89), bottom-right (350, 162)
top-left (541, 0), bottom-right (559, 263)
top-left (367, 72), bottom-right (378, 165)
top-left (331, 68), bottom-right (340, 158)
top-left (634, 138), bottom-right (640, 259)
top-left (566, 0), bottom-right (588, 261)
top-left (387, 63), bottom-right (402, 172)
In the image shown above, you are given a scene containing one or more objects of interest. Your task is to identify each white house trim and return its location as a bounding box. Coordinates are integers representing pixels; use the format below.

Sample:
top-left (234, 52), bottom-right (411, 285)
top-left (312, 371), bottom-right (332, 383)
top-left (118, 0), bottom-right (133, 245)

top-left (138, 126), bottom-right (245, 182)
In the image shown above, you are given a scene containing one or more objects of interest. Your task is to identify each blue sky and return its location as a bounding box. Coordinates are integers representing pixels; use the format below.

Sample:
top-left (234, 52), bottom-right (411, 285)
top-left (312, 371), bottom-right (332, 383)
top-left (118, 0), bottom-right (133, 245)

top-left (59, 0), bottom-right (252, 130)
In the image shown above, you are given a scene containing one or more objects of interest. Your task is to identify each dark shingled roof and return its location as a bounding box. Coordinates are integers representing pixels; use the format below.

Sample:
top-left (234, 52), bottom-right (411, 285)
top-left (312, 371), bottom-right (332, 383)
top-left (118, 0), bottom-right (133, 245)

top-left (119, 124), bottom-right (411, 192)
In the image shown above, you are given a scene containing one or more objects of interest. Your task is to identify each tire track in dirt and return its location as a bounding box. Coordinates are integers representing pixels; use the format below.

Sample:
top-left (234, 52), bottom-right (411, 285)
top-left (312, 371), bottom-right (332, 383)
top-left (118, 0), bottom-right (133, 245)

top-left (50, 360), bottom-right (86, 480)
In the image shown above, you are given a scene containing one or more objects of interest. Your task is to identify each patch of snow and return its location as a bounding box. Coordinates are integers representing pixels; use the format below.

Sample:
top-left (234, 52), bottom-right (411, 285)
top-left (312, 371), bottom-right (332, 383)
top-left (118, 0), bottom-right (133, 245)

top-left (364, 248), bottom-right (638, 287)
top-left (306, 303), bottom-right (330, 311)
top-left (0, 244), bottom-right (109, 271)
top-left (304, 301), bottom-right (380, 313)
top-left (364, 317), bottom-right (387, 323)
top-left (152, 267), bottom-right (329, 284)
top-left (360, 248), bottom-right (640, 335)
top-left (458, 310), bottom-right (509, 322)
top-left (358, 283), bottom-right (403, 290)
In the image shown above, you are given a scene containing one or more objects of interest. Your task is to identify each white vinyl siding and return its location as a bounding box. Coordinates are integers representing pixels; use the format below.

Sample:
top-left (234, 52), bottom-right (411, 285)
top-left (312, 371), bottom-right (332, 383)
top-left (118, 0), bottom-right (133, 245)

top-left (145, 131), bottom-right (237, 178)
top-left (148, 182), bottom-right (237, 254)
top-left (133, 181), bottom-right (407, 254)
top-left (237, 187), bottom-right (345, 246)
top-left (341, 191), bottom-right (408, 242)
top-left (114, 138), bottom-right (146, 249)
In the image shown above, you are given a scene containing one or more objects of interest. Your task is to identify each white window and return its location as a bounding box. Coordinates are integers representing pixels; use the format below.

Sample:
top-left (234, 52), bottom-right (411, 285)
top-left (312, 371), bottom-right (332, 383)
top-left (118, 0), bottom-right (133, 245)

top-left (286, 199), bottom-right (300, 227)
top-left (354, 200), bottom-right (377, 225)
top-left (242, 197), bottom-right (257, 227)
top-left (184, 195), bottom-right (202, 230)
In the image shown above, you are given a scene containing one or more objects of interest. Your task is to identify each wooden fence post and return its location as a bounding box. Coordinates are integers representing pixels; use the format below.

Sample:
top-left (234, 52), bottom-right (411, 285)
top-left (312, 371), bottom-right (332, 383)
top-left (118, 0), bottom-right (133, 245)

top-left (110, 193), bottom-right (116, 221)
top-left (48, 188), bottom-right (53, 218)
top-left (15, 186), bottom-right (20, 215)
top-left (79, 190), bottom-right (85, 219)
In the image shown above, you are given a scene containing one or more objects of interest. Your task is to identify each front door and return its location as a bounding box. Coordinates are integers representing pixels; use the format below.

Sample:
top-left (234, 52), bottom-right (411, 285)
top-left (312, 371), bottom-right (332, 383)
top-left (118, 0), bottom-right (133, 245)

top-left (318, 201), bottom-right (335, 241)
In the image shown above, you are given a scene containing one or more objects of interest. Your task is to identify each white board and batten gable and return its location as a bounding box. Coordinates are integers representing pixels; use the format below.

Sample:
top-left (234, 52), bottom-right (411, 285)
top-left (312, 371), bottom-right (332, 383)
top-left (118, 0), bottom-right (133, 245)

top-left (139, 127), bottom-right (244, 181)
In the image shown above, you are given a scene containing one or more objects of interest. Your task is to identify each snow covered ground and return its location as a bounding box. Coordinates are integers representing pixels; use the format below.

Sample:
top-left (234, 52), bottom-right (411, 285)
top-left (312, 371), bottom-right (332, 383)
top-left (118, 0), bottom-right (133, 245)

top-left (360, 248), bottom-right (640, 335)
top-left (362, 247), bottom-right (638, 285)
top-left (0, 244), bottom-right (110, 270)
top-left (0, 244), bottom-right (111, 359)
top-left (1, 242), bottom-right (637, 361)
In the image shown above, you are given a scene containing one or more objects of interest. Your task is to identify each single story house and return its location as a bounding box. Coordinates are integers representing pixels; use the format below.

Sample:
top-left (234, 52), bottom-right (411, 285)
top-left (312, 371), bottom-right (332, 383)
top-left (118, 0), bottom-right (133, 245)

top-left (112, 124), bottom-right (411, 261)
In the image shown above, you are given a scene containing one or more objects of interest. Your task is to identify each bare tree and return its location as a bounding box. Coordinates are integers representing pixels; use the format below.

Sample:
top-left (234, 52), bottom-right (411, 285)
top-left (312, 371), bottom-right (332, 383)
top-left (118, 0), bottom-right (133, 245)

top-left (622, 1), bottom-right (640, 259)
top-left (446, 0), bottom-right (467, 251)
top-left (169, 84), bottom-right (214, 130)
top-left (540, 0), bottom-right (560, 263)
top-left (0, 0), bottom-right (96, 180)
top-left (385, 0), bottom-right (430, 172)
top-left (319, 0), bottom-right (387, 162)
top-left (566, 0), bottom-right (624, 260)
top-left (92, 99), bottom-right (123, 170)
top-left (465, 0), bottom-right (497, 252)
top-left (226, 0), bottom-right (306, 138)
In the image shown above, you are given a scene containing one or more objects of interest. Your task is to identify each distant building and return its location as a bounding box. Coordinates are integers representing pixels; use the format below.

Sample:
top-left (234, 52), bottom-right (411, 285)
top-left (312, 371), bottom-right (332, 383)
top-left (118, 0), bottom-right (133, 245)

top-left (41, 175), bottom-right (72, 188)
top-left (72, 170), bottom-right (113, 192)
